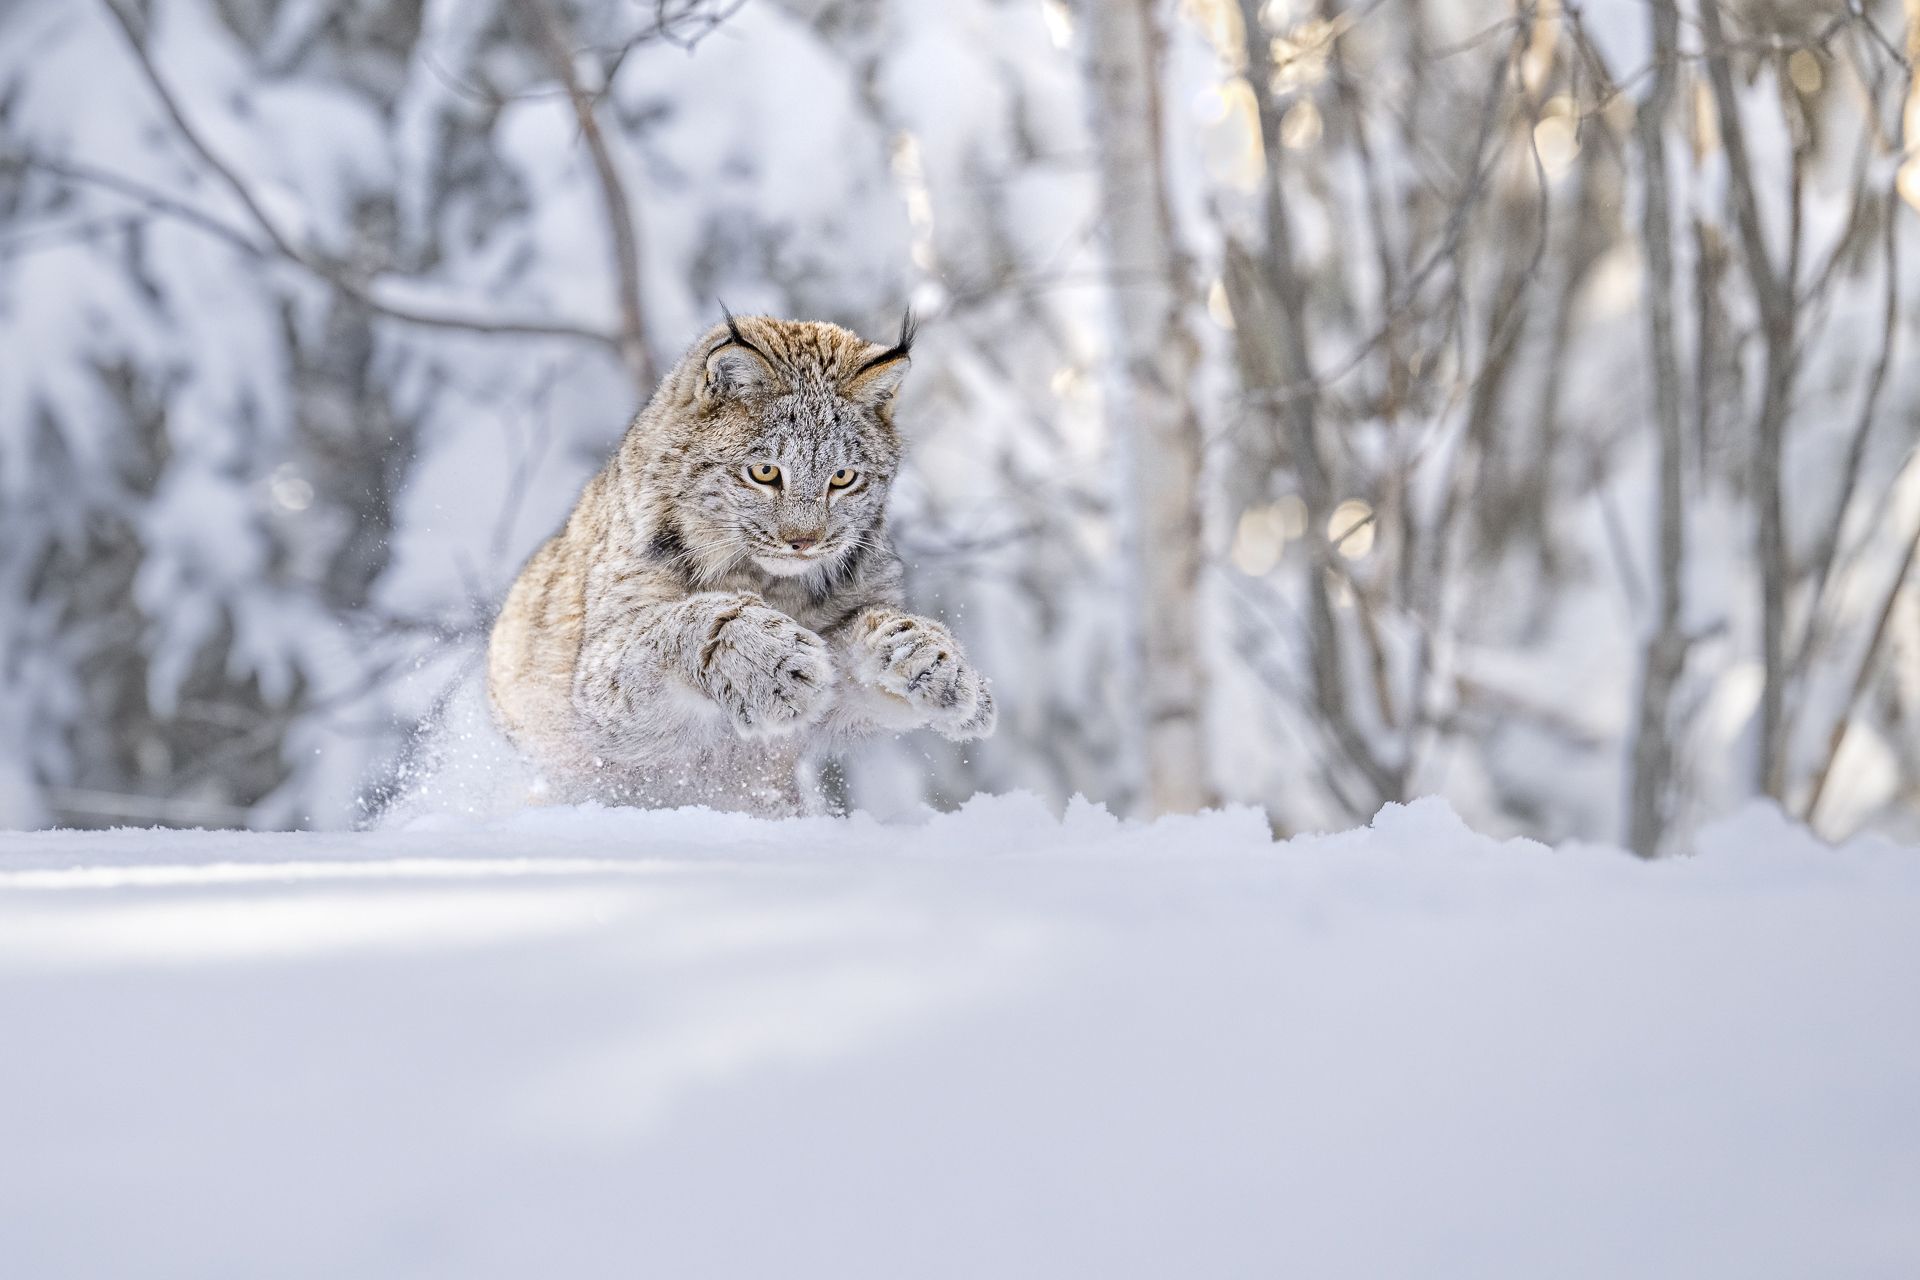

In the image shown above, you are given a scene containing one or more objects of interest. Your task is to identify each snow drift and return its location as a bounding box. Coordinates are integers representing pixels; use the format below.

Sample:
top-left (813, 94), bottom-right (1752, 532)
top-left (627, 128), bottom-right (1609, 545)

top-left (1, 795), bottom-right (1916, 1278)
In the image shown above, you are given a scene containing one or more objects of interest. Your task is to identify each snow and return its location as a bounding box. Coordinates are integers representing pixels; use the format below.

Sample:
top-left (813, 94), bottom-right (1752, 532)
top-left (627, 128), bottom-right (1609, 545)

top-left (3, 795), bottom-right (1916, 1278)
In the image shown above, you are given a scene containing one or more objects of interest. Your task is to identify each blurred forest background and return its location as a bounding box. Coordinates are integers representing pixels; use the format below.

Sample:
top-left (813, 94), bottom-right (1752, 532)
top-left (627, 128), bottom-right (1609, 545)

top-left (2, 0), bottom-right (1917, 852)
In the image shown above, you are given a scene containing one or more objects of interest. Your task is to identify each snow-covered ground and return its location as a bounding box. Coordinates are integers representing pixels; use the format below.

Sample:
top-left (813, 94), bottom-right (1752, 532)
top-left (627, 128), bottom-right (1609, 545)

top-left (2, 795), bottom-right (1916, 1278)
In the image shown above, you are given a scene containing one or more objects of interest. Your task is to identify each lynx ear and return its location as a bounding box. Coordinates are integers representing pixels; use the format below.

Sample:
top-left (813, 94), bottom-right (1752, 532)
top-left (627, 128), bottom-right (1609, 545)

top-left (846, 310), bottom-right (915, 407)
top-left (704, 304), bottom-right (776, 398)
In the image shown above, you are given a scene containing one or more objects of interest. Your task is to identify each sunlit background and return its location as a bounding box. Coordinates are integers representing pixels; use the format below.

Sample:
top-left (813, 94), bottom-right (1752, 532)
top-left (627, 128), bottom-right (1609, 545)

top-left (2, 0), bottom-right (1917, 851)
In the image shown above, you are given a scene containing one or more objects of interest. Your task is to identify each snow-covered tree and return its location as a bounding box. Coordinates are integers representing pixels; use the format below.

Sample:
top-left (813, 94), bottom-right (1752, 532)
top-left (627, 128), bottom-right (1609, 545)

top-left (2, 0), bottom-right (1916, 848)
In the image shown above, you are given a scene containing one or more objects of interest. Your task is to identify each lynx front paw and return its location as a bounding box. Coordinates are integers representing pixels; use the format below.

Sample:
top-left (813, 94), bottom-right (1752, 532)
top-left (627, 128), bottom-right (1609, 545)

top-left (854, 610), bottom-right (996, 741)
top-left (699, 600), bottom-right (833, 737)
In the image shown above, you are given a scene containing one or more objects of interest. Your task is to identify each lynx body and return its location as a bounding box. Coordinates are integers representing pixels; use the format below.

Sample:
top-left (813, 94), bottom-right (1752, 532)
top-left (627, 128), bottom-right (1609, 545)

top-left (486, 314), bottom-right (994, 814)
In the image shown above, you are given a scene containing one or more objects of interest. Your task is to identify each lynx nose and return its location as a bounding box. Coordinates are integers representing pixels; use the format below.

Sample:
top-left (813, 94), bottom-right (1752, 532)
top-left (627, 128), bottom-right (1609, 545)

top-left (786, 535), bottom-right (820, 554)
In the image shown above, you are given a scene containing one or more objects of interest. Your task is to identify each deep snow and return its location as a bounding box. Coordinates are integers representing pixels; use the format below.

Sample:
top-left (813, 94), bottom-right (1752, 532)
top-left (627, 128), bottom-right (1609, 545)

top-left (1, 795), bottom-right (1916, 1278)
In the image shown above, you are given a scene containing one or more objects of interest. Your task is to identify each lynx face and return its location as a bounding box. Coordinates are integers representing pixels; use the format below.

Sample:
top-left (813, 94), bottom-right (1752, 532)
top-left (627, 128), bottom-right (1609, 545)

top-left (658, 313), bottom-right (912, 587)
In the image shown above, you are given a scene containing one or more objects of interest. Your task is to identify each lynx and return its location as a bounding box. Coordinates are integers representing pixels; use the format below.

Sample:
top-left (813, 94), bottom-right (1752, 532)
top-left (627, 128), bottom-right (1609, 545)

top-left (486, 312), bottom-right (995, 815)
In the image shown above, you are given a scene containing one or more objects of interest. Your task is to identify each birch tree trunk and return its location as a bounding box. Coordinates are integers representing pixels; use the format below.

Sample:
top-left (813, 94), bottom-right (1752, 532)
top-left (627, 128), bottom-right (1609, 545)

top-left (1080, 0), bottom-right (1213, 813)
top-left (1625, 0), bottom-right (1688, 857)
top-left (1227, 0), bottom-right (1404, 814)
top-left (1697, 0), bottom-right (1797, 800)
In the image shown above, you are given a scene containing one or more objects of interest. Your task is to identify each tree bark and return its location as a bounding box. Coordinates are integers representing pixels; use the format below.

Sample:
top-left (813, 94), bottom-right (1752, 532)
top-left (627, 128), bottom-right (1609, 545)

top-left (1080, 0), bottom-right (1213, 813)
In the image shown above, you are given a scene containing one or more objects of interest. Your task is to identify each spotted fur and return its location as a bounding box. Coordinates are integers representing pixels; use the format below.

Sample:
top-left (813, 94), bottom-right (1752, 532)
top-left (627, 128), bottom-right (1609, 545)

top-left (486, 314), bottom-right (995, 814)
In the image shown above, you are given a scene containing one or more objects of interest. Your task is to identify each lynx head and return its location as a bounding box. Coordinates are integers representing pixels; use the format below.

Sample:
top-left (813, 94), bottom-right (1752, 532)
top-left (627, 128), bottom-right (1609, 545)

top-left (648, 310), bottom-right (913, 584)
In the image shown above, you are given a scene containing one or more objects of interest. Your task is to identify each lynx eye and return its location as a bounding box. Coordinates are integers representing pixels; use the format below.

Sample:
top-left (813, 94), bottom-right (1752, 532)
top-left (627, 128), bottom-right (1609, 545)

top-left (828, 468), bottom-right (858, 490)
top-left (747, 463), bottom-right (782, 486)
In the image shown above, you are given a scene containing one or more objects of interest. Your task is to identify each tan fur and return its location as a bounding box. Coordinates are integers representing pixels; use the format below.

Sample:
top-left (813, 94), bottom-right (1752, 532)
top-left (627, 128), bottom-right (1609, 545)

top-left (487, 315), bottom-right (994, 814)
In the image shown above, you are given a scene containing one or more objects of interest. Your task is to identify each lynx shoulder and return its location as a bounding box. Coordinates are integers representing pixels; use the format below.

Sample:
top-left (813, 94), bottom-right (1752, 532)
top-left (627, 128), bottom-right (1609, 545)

top-left (486, 313), bottom-right (994, 815)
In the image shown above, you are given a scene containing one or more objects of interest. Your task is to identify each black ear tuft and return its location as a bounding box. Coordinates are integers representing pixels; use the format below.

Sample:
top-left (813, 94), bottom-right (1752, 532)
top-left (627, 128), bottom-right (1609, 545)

top-left (706, 301), bottom-right (776, 397)
top-left (719, 300), bottom-right (757, 352)
top-left (847, 309), bottom-right (915, 407)
top-left (853, 308), bottom-right (916, 378)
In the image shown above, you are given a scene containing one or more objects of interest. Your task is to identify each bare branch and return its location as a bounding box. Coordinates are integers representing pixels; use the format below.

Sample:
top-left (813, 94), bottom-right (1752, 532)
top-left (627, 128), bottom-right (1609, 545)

top-left (1791, 192), bottom-right (1902, 688)
top-left (95, 0), bottom-right (622, 350)
top-left (520, 0), bottom-right (659, 391)
top-left (1802, 514), bottom-right (1920, 830)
